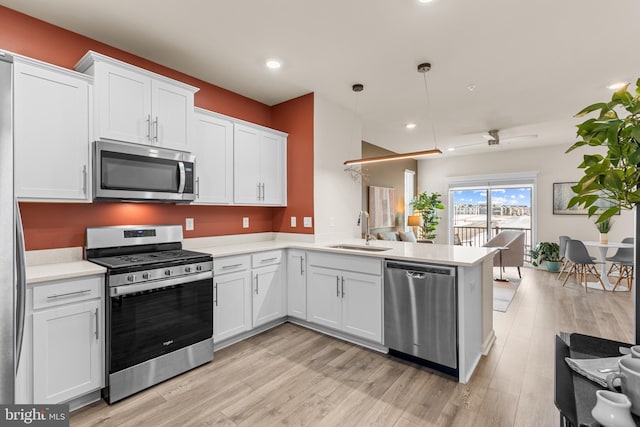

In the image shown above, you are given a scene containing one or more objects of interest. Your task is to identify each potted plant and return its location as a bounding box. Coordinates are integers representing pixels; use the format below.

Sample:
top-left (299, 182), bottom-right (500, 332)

top-left (596, 217), bottom-right (613, 244)
top-left (531, 242), bottom-right (561, 272)
top-left (566, 79), bottom-right (640, 224)
top-left (409, 192), bottom-right (445, 240)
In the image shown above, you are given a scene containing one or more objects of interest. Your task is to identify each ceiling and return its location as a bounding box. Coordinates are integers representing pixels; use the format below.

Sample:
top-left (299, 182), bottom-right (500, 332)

top-left (3, 0), bottom-right (640, 157)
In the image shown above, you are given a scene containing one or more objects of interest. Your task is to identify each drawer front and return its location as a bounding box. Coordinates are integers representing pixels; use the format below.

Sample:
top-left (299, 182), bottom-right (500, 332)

top-left (33, 275), bottom-right (103, 310)
top-left (214, 255), bottom-right (250, 276)
top-left (252, 250), bottom-right (282, 268)
top-left (307, 251), bottom-right (382, 276)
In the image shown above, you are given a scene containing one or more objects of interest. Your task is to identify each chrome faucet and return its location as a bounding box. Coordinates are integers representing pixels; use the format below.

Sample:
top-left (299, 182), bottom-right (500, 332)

top-left (357, 211), bottom-right (371, 245)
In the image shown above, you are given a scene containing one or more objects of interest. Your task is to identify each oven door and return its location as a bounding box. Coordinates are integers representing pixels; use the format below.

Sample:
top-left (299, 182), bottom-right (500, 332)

top-left (94, 140), bottom-right (195, 202)
top-left (108, 273), bottom-right (212, 374)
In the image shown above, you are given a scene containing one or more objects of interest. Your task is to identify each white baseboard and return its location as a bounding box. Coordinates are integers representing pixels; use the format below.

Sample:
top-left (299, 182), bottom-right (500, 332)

top-left (482, 329), bottom-right (496, 355)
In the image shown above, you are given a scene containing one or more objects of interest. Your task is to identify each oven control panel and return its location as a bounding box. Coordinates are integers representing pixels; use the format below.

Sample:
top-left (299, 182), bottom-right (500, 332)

top-left (108, 259), bottom-right (213, 287)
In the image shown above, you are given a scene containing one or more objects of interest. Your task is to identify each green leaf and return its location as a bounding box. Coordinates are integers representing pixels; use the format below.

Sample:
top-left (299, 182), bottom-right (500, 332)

top-left (597, 206), bottom-right (620, 223)
top-left (612, 88), bottom-right (633, 106)
top-left (575, 103), bottom-right (607, 117)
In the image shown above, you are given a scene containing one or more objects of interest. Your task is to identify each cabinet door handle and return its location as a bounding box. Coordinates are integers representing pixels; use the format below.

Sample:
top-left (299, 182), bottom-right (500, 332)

top-left (221, 263), bottom-right (243, 270)
top-left (256, 183), bottom-right (261, 200)
top-left (214, 283), bottom-right (218, 307)
top-left (341, 276), bottom-right (345, 298)
top-left (94, 308), bottom-right (99, 340)
top-left (255, 274), bottom-right (259, 294)
top-left (47, 289), bottom-right (91, 299)
top-left (336, 276), bottom-right (340, 297)
top-left (300, 257), bottom-right (304, 275)
top-left (261, 257), bottom-right (278, 263)
top-left (195, 177), bottom-right (200, 198)
top-left (146, 115), bottom-right (151, 140)
top-left (82, 165), bottom-right (87, 195)
top-left (260, 183), bottom-right (265, 201)
top-left (153, 116), bottom-right (159, 142)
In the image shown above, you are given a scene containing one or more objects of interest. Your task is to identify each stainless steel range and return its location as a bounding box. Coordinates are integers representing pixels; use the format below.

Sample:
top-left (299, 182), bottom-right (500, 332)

top-left (86, 225), bottom-right (213, 404)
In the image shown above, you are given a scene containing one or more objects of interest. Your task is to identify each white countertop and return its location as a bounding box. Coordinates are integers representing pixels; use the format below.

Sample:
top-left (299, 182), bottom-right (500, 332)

top-left (26, 261), bottom-right (106, 285)
top-left (25, 238), bottom-right (497, 284)
top-left (194, 238), bottom-right (497, 268)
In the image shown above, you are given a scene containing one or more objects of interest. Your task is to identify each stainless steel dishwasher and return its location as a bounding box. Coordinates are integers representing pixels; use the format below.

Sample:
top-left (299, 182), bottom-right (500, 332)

top-left (384, 260), bottom-right (457, 372)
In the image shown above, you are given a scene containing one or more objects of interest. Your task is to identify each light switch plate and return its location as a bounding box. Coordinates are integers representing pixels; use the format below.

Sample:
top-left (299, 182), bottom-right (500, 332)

top-left (303, 217), bottom-right (313, 228)
top-left (185, 218), bottom-right (194, 231)
top-left (243, 217), bottom-right (249, 228)
top-left (290, 216), bottom-right (297, 227)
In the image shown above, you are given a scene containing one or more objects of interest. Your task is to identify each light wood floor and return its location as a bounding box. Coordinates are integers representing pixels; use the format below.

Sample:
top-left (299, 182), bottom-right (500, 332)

top-left (70, 267), bottom-right (634, 427)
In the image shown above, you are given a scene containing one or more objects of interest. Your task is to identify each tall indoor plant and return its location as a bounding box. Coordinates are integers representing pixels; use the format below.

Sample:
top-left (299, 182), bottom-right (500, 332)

top-left (566, 78), bottom-right (640, 340)
top-left (410, 192), bottom-right (444, 240)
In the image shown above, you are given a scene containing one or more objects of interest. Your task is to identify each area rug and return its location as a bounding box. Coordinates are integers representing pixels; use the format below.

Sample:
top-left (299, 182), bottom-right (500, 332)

top-left (493, 268), bottom-right (522, 312)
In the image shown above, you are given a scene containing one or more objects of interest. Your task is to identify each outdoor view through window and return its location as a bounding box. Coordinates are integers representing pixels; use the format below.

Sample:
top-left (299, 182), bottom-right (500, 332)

top-left (451, 187), bottom-right (532, 260)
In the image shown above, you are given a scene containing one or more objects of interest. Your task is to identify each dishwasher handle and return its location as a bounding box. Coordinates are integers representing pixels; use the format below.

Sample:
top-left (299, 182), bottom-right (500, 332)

top-left (385, 261), bottom-right (455, 277)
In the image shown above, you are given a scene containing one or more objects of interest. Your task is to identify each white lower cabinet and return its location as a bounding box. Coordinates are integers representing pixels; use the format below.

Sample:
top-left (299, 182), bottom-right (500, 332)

top-left (252, 251), bottom-right (285, 328)
top-left (286, 250), bottom-right (307, 320)
top-left (28, 275), bottom-right (104, 405)
top-left (307, 252), bottom-right (382, 343)
top-left (213, 256), bottom-right (252, 343)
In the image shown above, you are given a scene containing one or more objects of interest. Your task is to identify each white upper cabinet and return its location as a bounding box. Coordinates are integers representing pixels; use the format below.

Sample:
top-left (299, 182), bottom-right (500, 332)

top-left (14, 57), bottom-right (92, 201)
top-left (233, 123), bottom-right (287, 206)
top-left (75, 51), bottom-right (198, 151)
top-left (192, 109), bottom-right (234, 204)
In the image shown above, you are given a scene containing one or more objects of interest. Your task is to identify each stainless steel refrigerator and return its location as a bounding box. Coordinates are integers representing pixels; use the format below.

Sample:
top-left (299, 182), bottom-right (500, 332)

top-left (0, 51), bottom-right (27, 404)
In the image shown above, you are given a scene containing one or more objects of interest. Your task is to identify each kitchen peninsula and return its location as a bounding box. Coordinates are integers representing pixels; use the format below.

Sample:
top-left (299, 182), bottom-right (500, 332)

top-left (186, 237), bottom-right (498, 383)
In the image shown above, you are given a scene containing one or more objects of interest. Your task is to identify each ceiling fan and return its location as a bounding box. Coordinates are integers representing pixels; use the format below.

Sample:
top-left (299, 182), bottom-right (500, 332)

top-left (449, 129), bottom-right (538, 152)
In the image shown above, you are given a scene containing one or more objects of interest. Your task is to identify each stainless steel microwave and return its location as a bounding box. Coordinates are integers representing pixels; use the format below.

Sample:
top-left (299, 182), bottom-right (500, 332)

top-left (94, 140), bottom-right (196, 202)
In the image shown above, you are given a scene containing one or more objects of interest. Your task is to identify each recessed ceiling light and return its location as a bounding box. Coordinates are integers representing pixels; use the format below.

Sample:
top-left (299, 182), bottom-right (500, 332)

top-left (418, 0), bottom-right (434, 3)
top-left (405, 123), bottom-right (417, 129)
top-left (607, 82), bottom-right (627, 90)
top-left (467, 84), bottom-right (476, 92)
top-left (266, 59), bottom-right (282, 69)
top-left (447, 147), bottom-right (455, 151)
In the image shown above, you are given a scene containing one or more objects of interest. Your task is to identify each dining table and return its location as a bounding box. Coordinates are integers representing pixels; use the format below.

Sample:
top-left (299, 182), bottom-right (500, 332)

top-left (555, 332), bottom-right (639, 426)
top-left (582, 240), bottom-right (634, 290)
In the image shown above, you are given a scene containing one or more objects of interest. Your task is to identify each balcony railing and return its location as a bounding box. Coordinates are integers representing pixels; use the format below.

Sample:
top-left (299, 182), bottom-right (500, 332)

top-left (453, 225), bottom-right (532, 263)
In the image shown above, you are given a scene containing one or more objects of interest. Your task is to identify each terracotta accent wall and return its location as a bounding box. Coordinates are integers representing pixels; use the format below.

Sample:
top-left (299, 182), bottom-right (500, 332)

top-left (19, 203), bottom-right (275, 250)
top-left (0, 6), bottom-right (271, 126)
top-left (2, 6), bottom-right (315, 250)
top-left (271, 93), bottom-right (315, 234)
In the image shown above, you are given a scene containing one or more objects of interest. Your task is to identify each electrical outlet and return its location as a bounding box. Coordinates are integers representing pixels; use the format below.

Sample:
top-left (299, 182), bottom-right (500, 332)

top-left (290, 216), bottom-right (297, 227)
top-left (185, 218), bottom-right (194, 231)
top-left (243, 217), bottom-right (249, 228)
top-left (303, 217), bottom-right (313, 228)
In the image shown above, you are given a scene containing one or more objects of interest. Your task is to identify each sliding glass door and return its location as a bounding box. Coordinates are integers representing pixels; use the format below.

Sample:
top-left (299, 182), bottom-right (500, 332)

top-left (450, 184), bottom-right (533, 261)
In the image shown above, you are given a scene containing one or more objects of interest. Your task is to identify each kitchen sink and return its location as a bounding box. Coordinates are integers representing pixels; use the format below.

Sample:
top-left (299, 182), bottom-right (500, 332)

top-left (328, 244), bottom-right (392, 252)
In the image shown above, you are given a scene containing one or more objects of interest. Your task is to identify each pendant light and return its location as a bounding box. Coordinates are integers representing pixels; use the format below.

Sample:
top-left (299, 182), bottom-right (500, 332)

top-left (343, 62), bottom-right (442, 166)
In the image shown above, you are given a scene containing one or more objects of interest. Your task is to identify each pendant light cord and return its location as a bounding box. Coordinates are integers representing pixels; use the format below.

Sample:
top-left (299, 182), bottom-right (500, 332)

top-left (422, 72), bottom-right (438, 151)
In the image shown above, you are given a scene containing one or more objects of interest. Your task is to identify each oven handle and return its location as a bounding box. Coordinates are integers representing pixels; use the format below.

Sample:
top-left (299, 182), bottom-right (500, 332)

top-left (110, 271), bottom-right (212, 297)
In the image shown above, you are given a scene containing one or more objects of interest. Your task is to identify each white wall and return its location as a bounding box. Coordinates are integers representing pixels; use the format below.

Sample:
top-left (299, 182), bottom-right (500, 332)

top-left (417, 143), bottom-right (634, 249)
top-left (313, 95), bottom-right (362, 241)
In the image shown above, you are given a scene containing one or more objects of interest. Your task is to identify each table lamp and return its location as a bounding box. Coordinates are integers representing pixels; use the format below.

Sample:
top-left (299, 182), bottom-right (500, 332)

top-left (408, 215), bottom-right (421, 238)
